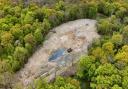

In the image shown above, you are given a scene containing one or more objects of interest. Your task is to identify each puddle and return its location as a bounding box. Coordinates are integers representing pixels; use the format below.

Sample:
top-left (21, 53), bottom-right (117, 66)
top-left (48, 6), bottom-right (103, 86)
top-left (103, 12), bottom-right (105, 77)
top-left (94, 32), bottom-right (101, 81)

top-left (48, 48), bottom-right (66, 61)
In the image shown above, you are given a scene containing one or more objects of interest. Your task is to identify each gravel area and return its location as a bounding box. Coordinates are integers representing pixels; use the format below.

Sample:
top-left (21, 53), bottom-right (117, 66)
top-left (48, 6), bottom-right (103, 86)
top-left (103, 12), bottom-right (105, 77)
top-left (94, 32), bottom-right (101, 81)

top-left (15, 19), bottom-right (100, 87)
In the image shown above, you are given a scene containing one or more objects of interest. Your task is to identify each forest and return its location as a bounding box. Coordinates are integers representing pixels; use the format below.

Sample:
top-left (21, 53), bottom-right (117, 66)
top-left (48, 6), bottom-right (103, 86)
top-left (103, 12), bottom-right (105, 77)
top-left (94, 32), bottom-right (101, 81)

top-left (0, 0), bottom-right (128, 89)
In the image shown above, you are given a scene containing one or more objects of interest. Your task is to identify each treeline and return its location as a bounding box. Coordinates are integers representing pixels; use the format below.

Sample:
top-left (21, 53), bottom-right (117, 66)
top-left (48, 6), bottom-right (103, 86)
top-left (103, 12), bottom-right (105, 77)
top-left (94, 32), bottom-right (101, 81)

top-left (26, 76), bottom-right (80, 89)
top-left (0, 0), bottom-right (98, 88)
top-left (28, 0), bottom-right (128, 89)
top-left (0, 0), bottom-right (98, 73)
top-left (77, 0), bottom-right (128, 89)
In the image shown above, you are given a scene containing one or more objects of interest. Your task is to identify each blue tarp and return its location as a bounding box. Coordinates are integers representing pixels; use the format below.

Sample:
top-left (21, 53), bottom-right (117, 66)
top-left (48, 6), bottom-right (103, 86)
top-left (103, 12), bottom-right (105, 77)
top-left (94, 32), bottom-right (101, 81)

top-left (48, 48), bottom-right (65, 61)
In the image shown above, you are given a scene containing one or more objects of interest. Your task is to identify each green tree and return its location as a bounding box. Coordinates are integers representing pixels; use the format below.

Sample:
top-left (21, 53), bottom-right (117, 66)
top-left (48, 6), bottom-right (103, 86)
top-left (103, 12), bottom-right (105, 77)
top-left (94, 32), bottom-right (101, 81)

top-left (122, 25), bottom-right (128, 44)
top-left (33, 8), bottom-right (45, 22)
top-left (42, 19), bottom-right (51, 35)
top-left (99, 1), bottom-right (117, 16)
top-left (0, 45), bottom-right (3, 55)
top-left (111, 33), bottom-right (123, 47)
top-left (13, 47), bottom-right (28, 65)
top-left (10, 24), bottom-right (23, 40)
top-left (115, 51), bottom-right (128, 63)
top-left (122, 76), bottom-right (128, 89)
top-left (24, 33), bottom-right (36, 47)
top-left (97, 19), bottom-right (113, 35)
top-left (64, 4), bottom-right (79, 21)
top-left (102, 42), bottom-right (114, 55)
top-left (122, 45), bottom-right (128, 53)
top-left (24, 11), bottom-right (34, 24)
top-left (55, 1), bottom-right (65, 11)
top-left (25, 43), bottom-right (33, 54)
top-left (86, 2), bottom-right (98, 18)
top-left (92, 47), bottom-right (104, 59)
top-left (112, 85), bottom-right (122, 89)
top-left (4, 44), bottom-right (14, 55)
top-left (21, 24), bottom-right (34, 35)
top-left (95, 63), bottom-right (118, 75)
top-left (34, 29), bottom-right (43, 44)
top-left (28, 77), bottom-right (80, 89)
top-left (1, 32), bottom-right (14, 47)
top-left (123, 17), bottom-right (128, 24)
top-left (77, 56), bottom-right (96, 78)
top-left (115, 7), bottom-right (127, 18)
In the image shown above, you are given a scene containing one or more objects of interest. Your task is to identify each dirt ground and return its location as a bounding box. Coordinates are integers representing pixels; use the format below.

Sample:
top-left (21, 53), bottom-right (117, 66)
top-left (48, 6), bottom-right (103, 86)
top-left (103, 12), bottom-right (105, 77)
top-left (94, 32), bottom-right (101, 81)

top-left (15, 19), bottom-right (100, 87)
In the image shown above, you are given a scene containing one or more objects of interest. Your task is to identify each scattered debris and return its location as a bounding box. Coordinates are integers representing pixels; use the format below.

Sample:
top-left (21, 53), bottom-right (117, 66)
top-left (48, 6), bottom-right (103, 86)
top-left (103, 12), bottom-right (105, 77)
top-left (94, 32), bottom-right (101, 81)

top-left (67, 48), bottom-right (73, 53)
top-left (15, 19), bottom-right (100, 87)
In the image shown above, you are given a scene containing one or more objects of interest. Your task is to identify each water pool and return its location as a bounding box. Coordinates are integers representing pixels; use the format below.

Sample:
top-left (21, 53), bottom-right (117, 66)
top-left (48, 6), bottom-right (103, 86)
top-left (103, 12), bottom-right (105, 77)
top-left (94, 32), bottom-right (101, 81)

top-left (48, 48), bottom-right (66, 61)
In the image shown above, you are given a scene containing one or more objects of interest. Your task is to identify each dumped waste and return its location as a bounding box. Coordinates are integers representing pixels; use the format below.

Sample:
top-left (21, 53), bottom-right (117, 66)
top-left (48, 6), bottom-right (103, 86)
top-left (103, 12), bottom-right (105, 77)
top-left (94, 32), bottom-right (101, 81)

top-left (16, 19), bottom-right (100, 87)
